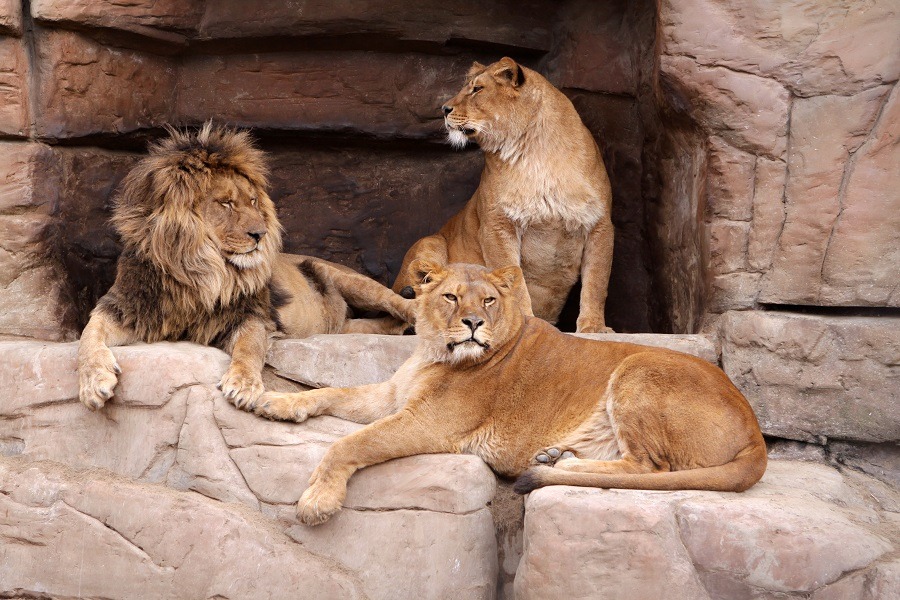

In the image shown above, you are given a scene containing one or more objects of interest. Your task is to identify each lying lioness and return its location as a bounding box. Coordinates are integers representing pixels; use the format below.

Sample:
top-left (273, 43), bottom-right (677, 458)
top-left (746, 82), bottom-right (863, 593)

top-left (247, 262), bottom-right (767, 526)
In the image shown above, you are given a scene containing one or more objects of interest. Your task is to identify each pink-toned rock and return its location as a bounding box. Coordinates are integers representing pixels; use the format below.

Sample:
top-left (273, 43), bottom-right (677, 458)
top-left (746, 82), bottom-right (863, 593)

top-left (706, 136), bottom-right (754, 222)
top-left (0, 457), bottom-right (364, 599)
top-left (0, 36), bottom-right (28, 136)
top-left (0, 341), bottom-right (501, 598)
top-left (660, 0), bottom-right (900, 97)
top-left (760, 86), bottom-right (890, 305)
top-left (721, 311), bottom-right (900, 443)
top-left (199, 0), bottom-right (553, 53)
top-left (0, 0), bottom-right (21, 35)
top-left (286, 508), bottom-right (498, 600)
top-left (661, 54), bottom-right (790, 157)
top-left (32, 0), bottom-right (202, 37)
top-left (747, 156), bottom-right (787, 273)
top-left (820, 83), bottom-right (900, 306)
top-left (176, 52), bottom-right (474, 140)
top-left (268, 334), bottom-right (419, 388)
top-left (709, 220), bottom-right (749, 274)
top-left (708, 271), bottom-right (762, 312)
top-left (516, 461), bottom-right (898, 599)
top-left (33, 29), bottom-right (176, 139)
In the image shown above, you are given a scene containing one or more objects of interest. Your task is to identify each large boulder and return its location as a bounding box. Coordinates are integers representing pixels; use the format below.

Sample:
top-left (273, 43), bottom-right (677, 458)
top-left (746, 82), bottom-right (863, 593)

top-left (515, 460), bottom-right (900, 599)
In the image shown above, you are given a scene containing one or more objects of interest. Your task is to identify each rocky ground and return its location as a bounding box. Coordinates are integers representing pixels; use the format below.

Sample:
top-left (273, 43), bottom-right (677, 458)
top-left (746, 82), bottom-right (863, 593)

top-left (1, 333), bottom-right (897, 599)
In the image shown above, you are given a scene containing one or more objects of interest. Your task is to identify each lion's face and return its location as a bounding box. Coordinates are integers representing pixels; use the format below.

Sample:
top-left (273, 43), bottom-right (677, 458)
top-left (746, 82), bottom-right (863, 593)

top-left (410, 261), bottom-right (527, 365)
top-left (200, 170), bottom-right (273, 270)
top-left (442, 57), bottom-right (528, 151)
top-left (112, 123), bottom-right (282, 303)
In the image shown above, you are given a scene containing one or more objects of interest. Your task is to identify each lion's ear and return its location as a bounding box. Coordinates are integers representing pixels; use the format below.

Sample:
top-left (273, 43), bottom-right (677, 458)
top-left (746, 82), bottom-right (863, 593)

top-left (408, 259), bottom-right (447, 288)
top-left (492, 57), bottom-right (525, 88)
top-left (467, 61), bottom-right (486, 78)
top-left (488, 265), bottom-right (533, 317)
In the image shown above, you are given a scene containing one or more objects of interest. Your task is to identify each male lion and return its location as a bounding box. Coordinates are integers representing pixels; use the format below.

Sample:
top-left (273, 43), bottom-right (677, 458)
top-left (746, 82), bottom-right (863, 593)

top-left (78, 123), bottom-right (415, 410)
top-left (246, 262), bottom-right (767, 526)
top-left (393, 57), bottom-right (615, 333)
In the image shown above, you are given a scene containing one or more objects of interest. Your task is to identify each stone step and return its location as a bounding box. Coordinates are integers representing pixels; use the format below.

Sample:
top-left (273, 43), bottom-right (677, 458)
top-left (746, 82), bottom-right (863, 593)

top-left (516, 460), bottom-right (899, 599)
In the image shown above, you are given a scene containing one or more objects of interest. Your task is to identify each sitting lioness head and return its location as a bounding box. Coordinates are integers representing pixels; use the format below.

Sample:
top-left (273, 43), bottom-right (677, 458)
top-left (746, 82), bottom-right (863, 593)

top-left (409, 260), bottom-right (529, 364)
top-left (441, 57), bottom-right (529, 152)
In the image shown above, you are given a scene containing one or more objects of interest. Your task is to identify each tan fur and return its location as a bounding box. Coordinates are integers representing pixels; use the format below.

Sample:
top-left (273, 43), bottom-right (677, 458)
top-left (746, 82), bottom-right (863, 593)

top-left (78, 124), bottom-right (414, 411)
top-left (247, 262), bottom-right (767, 526)
top-left (393, 57), bottom-right (615, 332)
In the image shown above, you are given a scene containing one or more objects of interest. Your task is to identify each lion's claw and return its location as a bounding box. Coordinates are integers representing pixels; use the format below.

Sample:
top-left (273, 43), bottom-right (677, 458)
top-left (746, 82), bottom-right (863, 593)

top-left (79, 347), bottom-right (120, 410)
top-left (219, 365), bottom-right (264, 410)
top-left (296, 480), bottom-right (344, 526)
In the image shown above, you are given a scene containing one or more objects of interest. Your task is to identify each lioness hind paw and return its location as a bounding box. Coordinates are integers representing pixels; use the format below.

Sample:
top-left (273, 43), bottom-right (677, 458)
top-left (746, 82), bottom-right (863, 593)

top-left (532, 447), bottom-right (575, 466)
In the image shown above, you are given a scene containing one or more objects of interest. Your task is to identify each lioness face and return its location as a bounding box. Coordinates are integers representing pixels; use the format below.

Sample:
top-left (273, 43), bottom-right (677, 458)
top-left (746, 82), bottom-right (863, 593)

top-left (410, 261), bottom-right (525, 365)
top-left (201, 171), bottom-right (272, 270)
top-left (442, 57), bottom-right (527, 150)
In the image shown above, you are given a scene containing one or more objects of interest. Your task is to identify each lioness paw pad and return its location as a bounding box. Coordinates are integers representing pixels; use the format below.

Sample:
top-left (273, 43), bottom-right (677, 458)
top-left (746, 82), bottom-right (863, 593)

top-left (533, 447), bottom-right (575, 466)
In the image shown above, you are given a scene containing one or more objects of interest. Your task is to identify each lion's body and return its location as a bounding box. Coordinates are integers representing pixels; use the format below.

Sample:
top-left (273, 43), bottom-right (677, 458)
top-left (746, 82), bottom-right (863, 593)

top-left (78, 124), bottom-right (414, 410)
top-left (393, 58), bottom-right (615, 332)
top-left (251, 262), bottom-right (767, 526)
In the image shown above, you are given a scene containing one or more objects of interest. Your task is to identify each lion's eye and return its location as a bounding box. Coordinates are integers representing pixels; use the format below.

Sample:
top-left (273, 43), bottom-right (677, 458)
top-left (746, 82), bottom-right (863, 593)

top-left (471, 85), bottom-right (483, 94)
top-left (250, 197), bottom-right (257, 206)
top-left (484, 297), bottom-right (496, 307)
top-left (443, 293), bottom-right (457, 303)
top-left (219, 201), bottom-right (233, 210)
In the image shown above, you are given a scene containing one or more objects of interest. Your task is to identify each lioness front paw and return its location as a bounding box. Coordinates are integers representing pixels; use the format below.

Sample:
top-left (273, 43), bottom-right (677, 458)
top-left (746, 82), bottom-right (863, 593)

top-left (78, 348), bottom-right (121, 410)
top-left (532, 447), bottom-right (576, 467)
top-left (219, 365), bottom-right (264, 409)
top-left (251, 391), bottom-right (317, 422)
top-left (296, 480), bottom-right (345, 526)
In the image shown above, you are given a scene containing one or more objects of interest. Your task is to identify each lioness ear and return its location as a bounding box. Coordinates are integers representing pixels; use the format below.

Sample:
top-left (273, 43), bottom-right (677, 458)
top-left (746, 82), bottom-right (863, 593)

top-left (467, 61), bottom-right (486, 78)
top-left (408, 259), bottom-right (447, 287)
top-left (492, 57), bottom-right (525, 88)
top-left (488, 265), bottom-right (533, 317)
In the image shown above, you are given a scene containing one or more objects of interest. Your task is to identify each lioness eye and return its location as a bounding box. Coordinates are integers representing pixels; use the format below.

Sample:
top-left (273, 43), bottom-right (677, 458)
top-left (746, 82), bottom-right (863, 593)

top-left (472, 85), bottom-right (483, 94)
top-left (484, 297), bottom-right (496, 306)
top-left (443, 293), bottom-right (457, 303)
top-left (219, 201), bottom-right (233, 209)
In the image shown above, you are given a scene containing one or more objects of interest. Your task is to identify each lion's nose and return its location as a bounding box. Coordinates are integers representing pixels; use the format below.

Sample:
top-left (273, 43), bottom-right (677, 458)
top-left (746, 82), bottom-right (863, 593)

top-left (248, 230), bottom-right (266, 243)
top-left (461, 316), bottom-right (484, 331)
top-left (442, 105), bottom-right (453, 115)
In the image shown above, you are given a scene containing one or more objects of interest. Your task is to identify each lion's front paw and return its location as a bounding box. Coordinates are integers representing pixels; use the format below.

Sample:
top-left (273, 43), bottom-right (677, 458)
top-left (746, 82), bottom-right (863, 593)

top-left (219, 364), bottom-right (264, 409)
top-left (252, 391), bottom-right (317, 422)
top-left (78, 348), bottom-right (121, 410)
top-left (576, 317), bottom-right (614, 334)
top-left (296, 480), bottom-right (345, 526)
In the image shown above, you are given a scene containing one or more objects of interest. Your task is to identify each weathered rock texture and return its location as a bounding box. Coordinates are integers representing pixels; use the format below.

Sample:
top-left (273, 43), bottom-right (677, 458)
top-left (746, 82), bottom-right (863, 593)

top-left (0, 340), bottom-right (498, 599)
top-left (721, 311), bottom-right (900, 444)
top-left (516, 461), bottom-right (900, 600)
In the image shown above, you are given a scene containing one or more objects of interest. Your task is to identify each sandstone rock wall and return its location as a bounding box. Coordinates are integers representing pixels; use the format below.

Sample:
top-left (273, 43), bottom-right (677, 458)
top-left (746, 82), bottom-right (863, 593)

top-left (0, 0), bottom-right (668, 339)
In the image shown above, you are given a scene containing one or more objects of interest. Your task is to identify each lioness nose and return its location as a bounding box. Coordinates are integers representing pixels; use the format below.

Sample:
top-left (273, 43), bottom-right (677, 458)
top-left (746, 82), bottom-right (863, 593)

top-left (248, 230), bottom-right (266, 243)
top-left (462, 316), bottom-right (484, 331)
top-left (442, 105), bottom-right (453, 115)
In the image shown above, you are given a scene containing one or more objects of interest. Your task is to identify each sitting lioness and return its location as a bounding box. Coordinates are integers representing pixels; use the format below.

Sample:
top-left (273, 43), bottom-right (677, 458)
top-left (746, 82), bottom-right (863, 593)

top-left (79, 123), bottom-right (414, 411)
top-left (246, 262), bottom-right (767, 526)
top-left (392, 57), bottom-right (615, 333)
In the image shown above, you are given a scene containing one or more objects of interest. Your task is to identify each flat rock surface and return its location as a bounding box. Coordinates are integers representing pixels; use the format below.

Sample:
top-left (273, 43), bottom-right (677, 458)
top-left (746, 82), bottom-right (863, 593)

top-left (516, 460), bottom-right (900, 600)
